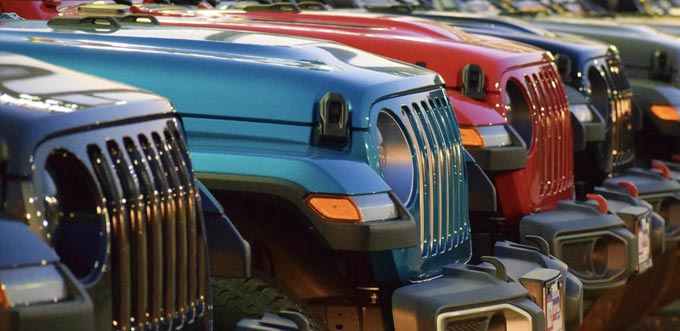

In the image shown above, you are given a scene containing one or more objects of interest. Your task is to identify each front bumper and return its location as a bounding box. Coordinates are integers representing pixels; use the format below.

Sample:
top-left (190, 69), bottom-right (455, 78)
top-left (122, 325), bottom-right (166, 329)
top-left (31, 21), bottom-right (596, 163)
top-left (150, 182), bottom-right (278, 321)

top-left (490, 241), bottom-right (583, 331)
top-left (0, 264), bottom-right (93, 331)
top-left (603, 167), bottom-right (680, 243)
top-left (392, 263), bottom-right (544, 331)
top-left (519, 200), bottom-right (636, 296)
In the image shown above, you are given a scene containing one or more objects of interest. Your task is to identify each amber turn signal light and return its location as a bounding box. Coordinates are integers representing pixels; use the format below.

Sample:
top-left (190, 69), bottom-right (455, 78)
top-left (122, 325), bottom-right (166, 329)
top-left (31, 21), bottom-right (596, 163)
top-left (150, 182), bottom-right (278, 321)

top-left (307, 195), bottom-right (362, 222)
top-left (460, 127), bottom-right (485, 147)
top-left (651, 105), bottom-right (680, 121)
top-left (0, 285), bottom-right (8, 309)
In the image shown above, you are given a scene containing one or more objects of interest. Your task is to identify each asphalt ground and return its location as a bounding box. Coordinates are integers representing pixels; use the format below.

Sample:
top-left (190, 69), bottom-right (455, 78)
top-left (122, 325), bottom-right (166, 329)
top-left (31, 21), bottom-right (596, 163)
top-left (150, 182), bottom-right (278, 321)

top-left (626, 301), bottom-right (680, 331)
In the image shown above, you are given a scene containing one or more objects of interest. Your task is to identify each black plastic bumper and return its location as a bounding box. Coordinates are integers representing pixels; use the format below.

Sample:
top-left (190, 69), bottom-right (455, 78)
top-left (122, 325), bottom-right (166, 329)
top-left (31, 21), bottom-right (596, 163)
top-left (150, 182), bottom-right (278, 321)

top-left (0, 264), bottom-right (93, 331)
top-left (467, 145), bottom-right (527, 172)
top-left (490, 241), bottom-right (583, 331)
top-left (572, 116), bottom-right (606, 151)
top-left (603, 167), bottom-right (680, 242)
top-left (392, 263), bottom-right (544, 331)
top-left (519, 200), bottom-right (636, 296)
top-left (595, 186), bottom-right (666, 258)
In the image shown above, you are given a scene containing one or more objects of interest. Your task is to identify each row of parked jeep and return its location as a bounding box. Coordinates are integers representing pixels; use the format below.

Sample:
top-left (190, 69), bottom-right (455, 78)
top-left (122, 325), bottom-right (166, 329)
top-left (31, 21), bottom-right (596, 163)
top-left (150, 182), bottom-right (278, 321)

top-left (2, 0), bottom-right (680, 330)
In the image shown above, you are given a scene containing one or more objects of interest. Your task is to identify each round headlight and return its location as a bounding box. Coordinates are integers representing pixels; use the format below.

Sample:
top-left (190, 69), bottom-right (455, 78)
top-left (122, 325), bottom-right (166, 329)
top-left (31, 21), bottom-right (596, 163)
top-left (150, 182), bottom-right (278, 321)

top-left (41, 149), bottom-right (107, 284)
top-left (376, 110), bottom-right (415, 205)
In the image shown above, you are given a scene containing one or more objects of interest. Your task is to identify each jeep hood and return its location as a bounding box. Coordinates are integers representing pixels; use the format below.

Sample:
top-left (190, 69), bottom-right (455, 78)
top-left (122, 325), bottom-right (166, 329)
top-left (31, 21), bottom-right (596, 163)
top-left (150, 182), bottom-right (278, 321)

top-left (0, 20), bottom-right (441, 129)
top-left (149, 9), bottom-right (550, 92)
top-left (0, 52), bottom-right (175, 175)
top-left (531, 17), bottom-right (680, 80)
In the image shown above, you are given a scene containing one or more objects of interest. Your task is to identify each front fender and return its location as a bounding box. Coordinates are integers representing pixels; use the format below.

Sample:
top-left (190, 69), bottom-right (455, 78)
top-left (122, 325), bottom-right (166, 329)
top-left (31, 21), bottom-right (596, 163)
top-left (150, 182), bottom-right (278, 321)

top-left (192, 151), bottom-right (418, 252)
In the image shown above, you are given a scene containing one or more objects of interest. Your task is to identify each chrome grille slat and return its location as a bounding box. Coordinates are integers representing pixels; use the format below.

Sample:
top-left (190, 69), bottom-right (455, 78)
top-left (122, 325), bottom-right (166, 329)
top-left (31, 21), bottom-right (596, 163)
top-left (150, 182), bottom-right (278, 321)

top-left (409, 103), bottom-right (436, 256)
top-left (152, 132), bottom-right (187, 328)
top-left (438, 97), bottom-right (465, 248)
top-left (87, 146), bottom-right (131, 331)
top-left (550, 67), bottom-right (572, 193)
top-left (429, 99), bottom-right (452, 251)
top-left (139, 134), bottom-right (178, 326)
top-left (401, 105), bottom-right (429, 256)
top-left (107, 140), bottom-right (149, 330)
top-left (399, 96), bottom-right (465, 258)
top-left (125, 137), bottom-right (164, 326)
top-left (165, 128), bottom-right (199, 322)
top-left (601, 59), bottom-right (635, 171)
top-left (526, 75), bottom-right (547, 195)
top-left (169, 126), bottom-right (208, 315)
top-left (526, 67), bottom-right (572, 198)
top-left (422, 100), bottom-right (446, 253)
top-left (433, 98), bottom-right (452, 249)
top-left (82, 120), bottom-right (206, 331)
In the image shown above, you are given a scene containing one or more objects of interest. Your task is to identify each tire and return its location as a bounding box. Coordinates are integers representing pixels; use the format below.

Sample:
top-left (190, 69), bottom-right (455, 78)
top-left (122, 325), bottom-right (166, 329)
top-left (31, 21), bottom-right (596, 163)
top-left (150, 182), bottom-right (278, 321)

top-left (212, 277), bottom-right (324, 331)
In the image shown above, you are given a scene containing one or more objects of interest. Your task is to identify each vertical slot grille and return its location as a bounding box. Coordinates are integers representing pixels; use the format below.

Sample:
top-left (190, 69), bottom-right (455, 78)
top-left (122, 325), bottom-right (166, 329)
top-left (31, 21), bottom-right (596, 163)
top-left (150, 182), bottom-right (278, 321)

top-left (601, 58), bottom-right (635, 171)
top-left (526, 67), bottom-right (573, 198)
top-left (86, 120), bottom-right (206, 331)
top-left (399, 96), bottom-right (466, 258)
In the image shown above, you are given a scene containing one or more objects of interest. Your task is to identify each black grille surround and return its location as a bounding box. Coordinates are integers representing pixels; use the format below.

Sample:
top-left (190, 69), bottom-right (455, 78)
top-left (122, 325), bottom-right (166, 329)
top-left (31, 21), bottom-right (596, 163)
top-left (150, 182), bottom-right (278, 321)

top-left (31, 118), bottom-right (209, 331)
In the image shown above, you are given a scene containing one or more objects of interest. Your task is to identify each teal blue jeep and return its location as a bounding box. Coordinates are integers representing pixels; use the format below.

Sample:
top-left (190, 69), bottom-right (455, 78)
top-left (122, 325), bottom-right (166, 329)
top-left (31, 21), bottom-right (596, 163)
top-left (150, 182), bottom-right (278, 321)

top-left (0, 17), bottom-right (559, 331)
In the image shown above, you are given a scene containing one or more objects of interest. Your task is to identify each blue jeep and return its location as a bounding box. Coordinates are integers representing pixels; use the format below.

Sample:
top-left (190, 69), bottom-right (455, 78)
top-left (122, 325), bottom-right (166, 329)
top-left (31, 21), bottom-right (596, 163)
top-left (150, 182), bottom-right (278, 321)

top-left (0, 51), bottom-right (252, 331)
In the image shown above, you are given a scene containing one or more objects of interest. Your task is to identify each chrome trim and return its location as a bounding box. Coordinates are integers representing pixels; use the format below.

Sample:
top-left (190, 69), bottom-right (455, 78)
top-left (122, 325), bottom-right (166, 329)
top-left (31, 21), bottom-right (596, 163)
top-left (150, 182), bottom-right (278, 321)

top-left (554, 231), bottom-right (628, 282)
top-left (436, 303), bottom-right (533, 331)
top-left (525, 68), bottom-right (572, 197)
top-left (125, 137), bottom-right (163, 325)
top-left (88, 145), bottom-right (132, 331)
top-left (0, 265), bottom-right (67, 307)
top-left (399, 97), bottom-right (463, 258)
top-left (153, 132), bottom-right (186, 327)
top-left (570, 103), bottom-right (595, 123)
top-left (352, 193), bottom-right (398, 222)
top-left (476, 125), bottom-right (513, 147)
top-left (75, 119), bottom-right (206, 330)
top-left (108, 140), bottom-right (149, 329)
top-left (166, 128), bottom-right (197, 321)
top-left (140, 134), bottom-right (178, 326)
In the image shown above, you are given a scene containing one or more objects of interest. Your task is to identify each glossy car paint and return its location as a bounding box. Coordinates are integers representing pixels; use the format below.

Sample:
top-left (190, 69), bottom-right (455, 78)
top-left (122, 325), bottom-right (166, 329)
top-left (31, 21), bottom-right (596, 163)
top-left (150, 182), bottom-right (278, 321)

top-left (110, 5), bottom-right (575, 223)
top-left (0, 21), bottom-right (550, 331)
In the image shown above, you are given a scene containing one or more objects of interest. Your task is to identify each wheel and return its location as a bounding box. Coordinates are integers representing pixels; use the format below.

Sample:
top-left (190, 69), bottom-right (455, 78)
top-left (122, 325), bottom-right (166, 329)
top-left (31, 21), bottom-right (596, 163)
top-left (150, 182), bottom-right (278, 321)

top-left (212, 277), bottom-right (324, 331)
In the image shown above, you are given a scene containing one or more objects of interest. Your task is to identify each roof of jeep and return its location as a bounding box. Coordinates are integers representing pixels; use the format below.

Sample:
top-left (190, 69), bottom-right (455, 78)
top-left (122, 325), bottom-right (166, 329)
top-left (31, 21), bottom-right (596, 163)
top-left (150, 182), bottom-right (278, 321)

top-left (0, 20), bottom-right (443, 128)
